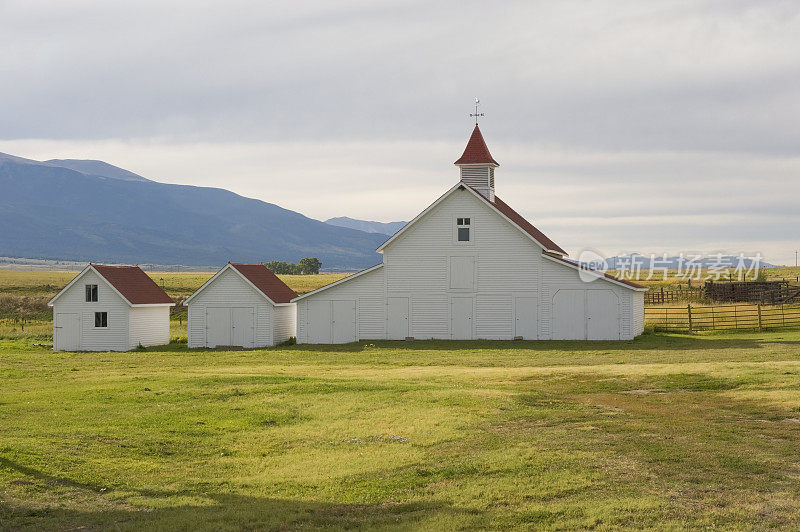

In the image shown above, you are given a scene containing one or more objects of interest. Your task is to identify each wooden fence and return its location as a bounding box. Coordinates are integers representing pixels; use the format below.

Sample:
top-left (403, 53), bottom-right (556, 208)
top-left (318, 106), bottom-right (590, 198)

top-left (645, 303), bottom-right (800, 332)
top-left (644, 286), bottom-right (705, 304)
top-left (645, 282), bottom-right (800, 306)
top-left (705, 281), bottom-right (800, 304)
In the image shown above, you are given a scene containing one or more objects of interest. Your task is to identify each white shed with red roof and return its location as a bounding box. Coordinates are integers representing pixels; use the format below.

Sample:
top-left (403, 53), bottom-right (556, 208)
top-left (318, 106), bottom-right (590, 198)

top-left (48, 264), bottom-right (175, 351)
top-left (184, 262), bottom-right (297, 348)
top-left (293, 125), bottom-right (646, 343)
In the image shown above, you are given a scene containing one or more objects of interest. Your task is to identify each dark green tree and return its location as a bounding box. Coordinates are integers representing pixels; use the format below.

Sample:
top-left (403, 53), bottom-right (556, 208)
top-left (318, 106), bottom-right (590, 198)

top-left (298, 257), bottom-right (322, 275)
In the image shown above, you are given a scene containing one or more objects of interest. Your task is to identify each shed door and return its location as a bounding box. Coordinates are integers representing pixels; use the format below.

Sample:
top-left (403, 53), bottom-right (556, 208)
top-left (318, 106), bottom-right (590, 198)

top-left (451, 297), bottom-right (474, 340)
top-left (332, 301), bottom-right (356, 344)
top-left (231, 307), bottom-right (255, 348)
top-left (206, 307), bottom-right (231, 347)
top-left (587, 290), bottom-right (620, 340)
top-left (552, 290), bottom-right (586, 340)
top-left (514, 297), bottom-right (538, 340)
top-left (307, 301), bottom-right (332, 343)
top-left (387, 297), bottom-right (409, 340)
top-left (54, 313), bottom-right (79, 351)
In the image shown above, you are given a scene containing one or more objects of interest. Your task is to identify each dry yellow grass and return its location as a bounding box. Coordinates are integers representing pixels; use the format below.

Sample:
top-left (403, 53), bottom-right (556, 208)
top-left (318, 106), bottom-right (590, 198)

top-left (0, 269), bottom-right (350, 299)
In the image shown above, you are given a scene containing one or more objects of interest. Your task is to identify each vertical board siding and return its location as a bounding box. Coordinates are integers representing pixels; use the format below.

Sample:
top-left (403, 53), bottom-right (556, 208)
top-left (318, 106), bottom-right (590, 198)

top-left (52, 270), bottom-right (130, 351)
top-left (187, 268), bottom-right (286, 347)
top-left (128, 306), bottom-right (170, 348)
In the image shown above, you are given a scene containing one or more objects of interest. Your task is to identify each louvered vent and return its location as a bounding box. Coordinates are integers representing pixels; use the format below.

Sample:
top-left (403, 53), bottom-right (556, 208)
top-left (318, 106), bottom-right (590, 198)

top-left (460, 166), bottom-right (494, 200)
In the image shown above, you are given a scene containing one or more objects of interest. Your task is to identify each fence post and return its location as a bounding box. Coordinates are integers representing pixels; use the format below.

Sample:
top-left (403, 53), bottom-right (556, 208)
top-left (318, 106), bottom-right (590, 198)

top-left (687, 303), bottom-right (693, 333)
top-left (757, 303), bottom-right (762, 331)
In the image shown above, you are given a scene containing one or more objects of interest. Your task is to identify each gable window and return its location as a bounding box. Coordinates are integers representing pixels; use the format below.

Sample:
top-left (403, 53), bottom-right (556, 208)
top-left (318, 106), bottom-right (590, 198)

top-left (457, 217), bottom-right (471, 242)
top-left (94, 312), bottom-right (108, 328)
top-left (85, 284), bottom-right (98, 302)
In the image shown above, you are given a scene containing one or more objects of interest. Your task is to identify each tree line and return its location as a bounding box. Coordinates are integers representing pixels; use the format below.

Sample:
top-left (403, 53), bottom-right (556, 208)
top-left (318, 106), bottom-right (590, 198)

top-left (265, 257), bottom-right (322, 275)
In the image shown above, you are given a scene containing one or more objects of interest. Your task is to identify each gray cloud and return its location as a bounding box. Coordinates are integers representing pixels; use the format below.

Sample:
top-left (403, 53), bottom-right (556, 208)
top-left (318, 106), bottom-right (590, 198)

top-left (3, 0), bottom-right (800, 151)
top-left (1, 1), bottom-right (798, 263)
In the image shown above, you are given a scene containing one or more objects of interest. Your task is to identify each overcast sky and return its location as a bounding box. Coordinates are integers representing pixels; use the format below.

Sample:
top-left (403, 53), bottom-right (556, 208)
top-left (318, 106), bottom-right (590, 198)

top-left (2, 0), bottom-right (799, 264)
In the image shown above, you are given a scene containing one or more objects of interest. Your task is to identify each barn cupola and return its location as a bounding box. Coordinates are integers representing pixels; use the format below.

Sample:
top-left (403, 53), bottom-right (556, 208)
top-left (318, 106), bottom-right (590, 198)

top-left (454, 123), bottom-right (499, 201)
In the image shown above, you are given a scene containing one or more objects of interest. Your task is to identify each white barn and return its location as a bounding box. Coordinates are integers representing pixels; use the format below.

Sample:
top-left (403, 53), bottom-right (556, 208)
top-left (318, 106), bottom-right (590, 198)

top-left (185, 262), bottom-right (297, 348)
top-left (48, 264), bottom-right (175, 351)
top-left (294, 125), bottom-right (647, 343)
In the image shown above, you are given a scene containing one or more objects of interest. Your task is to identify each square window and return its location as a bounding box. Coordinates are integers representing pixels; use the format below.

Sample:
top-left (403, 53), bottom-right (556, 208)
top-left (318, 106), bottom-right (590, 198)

top-left (457, 218), bottom-right (464, 225)
top-left (85, 284), bottom-right (98, 302)
top-left (94, 312), bottom-right (107, 328)
top-left (458, 227), bottom-right (470, 241)
top-left (463, 218), bottom-right (470, 225)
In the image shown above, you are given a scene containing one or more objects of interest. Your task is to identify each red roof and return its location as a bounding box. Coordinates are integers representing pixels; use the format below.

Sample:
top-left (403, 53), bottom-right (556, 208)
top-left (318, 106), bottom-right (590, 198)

top-left (454, 124), bottom-right (499, 166)
top-left (230, 263), bottom-right (298, 304)
top-left (91, 264), bottom-right (174, 304)
top-left (463, 185), bottom-right (567, 255)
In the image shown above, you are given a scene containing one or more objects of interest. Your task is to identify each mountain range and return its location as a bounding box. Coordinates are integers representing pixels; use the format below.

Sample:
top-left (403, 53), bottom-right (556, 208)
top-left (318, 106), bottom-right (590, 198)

top-left (0, 152), bottom-right (386, 270)
top-left (601, 254), bottom-right (775, 270)
top-left (324, 216), bottom-right (405, 236)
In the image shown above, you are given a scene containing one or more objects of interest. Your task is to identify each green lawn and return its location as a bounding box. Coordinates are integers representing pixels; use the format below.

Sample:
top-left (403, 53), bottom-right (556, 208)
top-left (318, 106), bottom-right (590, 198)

top-left (3, 332), bottom-right (800, 529)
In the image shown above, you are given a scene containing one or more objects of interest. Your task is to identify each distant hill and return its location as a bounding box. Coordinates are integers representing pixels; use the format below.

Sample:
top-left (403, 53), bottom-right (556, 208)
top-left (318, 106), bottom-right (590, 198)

top-left (325, 216), bottom-right (406, 236)
top-left (44, 159), bottom-right (151, 182)
top-left (602, 254), bottom-right (775, 269)
top-left (0, 152), bottom-right (384, 270)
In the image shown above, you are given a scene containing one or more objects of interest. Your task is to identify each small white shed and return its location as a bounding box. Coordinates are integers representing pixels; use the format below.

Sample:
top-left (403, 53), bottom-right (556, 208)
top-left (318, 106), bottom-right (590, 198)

top-left (48, 264), bottom-right (175, 351)
top-left (185, 262), bottom-right (297, 348)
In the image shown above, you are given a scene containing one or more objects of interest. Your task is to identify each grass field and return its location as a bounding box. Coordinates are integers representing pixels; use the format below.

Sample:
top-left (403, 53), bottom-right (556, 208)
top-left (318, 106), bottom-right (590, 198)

top-left (2, 331), bottom-right (800, 529)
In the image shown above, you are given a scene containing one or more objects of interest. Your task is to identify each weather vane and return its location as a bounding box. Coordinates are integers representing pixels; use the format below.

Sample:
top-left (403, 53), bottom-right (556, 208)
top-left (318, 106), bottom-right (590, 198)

top-left (470, 97), bottom-right (484, 124)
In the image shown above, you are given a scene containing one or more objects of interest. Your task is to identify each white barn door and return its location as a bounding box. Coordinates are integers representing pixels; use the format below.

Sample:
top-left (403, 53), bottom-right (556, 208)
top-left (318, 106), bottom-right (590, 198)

top-left (54, 313), bottom-right (79, 350)
top-left (552, 290), bottom-right (586, 340)
top-left (231, 307), bottom-right (255, 348)
top-left (206, 307), bottom-right (231, 347)
top-left (307, 301), bottom-right (332, 343)
top-left (514, 297), bottom-right (538, 340)
top-left (332, 301), bottom-right (356, 343)
top-left (451, 297), bottom-right (474, 340)
top-left (587, 290), bottom-right (620, 340)
top-left (387, 297), bottom-right (409, 340)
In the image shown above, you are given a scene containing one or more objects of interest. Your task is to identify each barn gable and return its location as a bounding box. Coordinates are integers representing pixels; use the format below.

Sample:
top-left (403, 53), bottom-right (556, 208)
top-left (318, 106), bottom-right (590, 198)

top-left (49, 264), bottom-right (174, 307)
top-left (378, 183), bottom-right (566, 256)
top-left (185, 263), bottom-right (297, 306)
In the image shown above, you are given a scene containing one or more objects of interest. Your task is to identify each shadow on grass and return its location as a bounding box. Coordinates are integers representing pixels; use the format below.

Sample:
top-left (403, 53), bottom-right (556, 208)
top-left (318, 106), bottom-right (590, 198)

top-left (285, 332), bottom-right (800, 354)
top-left (0, 456), bottom-right (476, 530)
